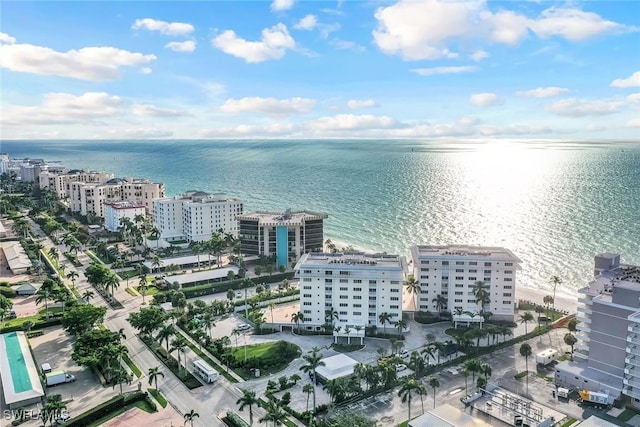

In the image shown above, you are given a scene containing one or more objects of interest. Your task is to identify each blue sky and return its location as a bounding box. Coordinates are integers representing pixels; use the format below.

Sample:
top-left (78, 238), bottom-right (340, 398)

top-left (1, 0), bottom-right (639, 139)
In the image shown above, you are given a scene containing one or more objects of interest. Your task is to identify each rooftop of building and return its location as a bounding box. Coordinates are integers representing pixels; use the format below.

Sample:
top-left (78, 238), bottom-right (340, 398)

top-left (581, 262), bottom-right (640, 298)
top-left (412, 244), bottom-right (521, 262)
top-left (297, 252), bottom-right (405, 269)
top-left (238, 209), bottom-right (327, 224)
top-left (104, 201), bottom-right (146, 210)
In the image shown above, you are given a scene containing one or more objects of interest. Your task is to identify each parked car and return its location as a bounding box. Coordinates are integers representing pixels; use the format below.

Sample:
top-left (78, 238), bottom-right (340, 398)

top-left (7, 310), bottom-right (17, 320)
top-left (396, 364), bottom-right (407, 372)
top-left (235, 291), bottom-right (243, 298)
top-left (236, 324), bottom-right (251, 331)
top-left (55, 413), bottom-right (71, 425)
top-left (399, 350), bottom-right (409, 359)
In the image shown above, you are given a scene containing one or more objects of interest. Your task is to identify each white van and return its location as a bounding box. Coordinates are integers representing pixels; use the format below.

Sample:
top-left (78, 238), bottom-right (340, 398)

top-left (41, 363), bottom-right (52, 374)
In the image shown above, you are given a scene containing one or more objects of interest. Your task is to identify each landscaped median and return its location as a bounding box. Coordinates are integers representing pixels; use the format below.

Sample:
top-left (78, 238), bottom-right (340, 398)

top-left (175, 330), bottom-right (239, 383)
top-left (63, 391), bottom-right (156, 426)
top-left (138, 334), bottom-right (202, 390)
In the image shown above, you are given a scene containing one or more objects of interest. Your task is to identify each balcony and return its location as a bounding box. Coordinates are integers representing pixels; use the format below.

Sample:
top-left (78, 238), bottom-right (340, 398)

top-left (576, 334), bottom-right (590, 343)
top-left (577, 306), bottom-right (592, 315)
top-left (578, 296), bottom-right (593, 305)
top-left (623, 377), bottom-right (640, 388)
top-left (625, 366), bottom-right (635, 375)
top-left (628, 334), bottom-right (640, 345)
top-left (629, 324), bottom-right (640, 334)
top-left (628, 357), bottom-right (640, 369)
top-left (576, 315), bottom-right (591, 324)
top-left (576, 324), bottom-right (591, 334)
top-left (574, 350), bottom-right (589, 361)
top-left (628, 345), bottom-right (640, 357)
top-left (624, 386), bottom-right (640, 400)
top-left (576, 342), bottom-right (589, 352)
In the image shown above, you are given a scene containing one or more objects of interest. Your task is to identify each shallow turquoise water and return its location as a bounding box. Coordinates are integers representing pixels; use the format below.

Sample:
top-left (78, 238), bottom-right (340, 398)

top-left (3, 139), bottom-right (639, 296)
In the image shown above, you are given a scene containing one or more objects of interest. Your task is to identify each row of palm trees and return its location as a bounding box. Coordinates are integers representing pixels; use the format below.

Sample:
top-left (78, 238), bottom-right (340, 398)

top-left (188, 230), bottom-right (240, 270)
top-left (397, 376), bottom-right (441, 421)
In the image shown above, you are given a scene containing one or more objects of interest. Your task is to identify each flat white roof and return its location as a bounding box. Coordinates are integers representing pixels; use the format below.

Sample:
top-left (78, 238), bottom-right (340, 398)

top-left (165, 266), bottom-right (239, 286)
top-left (297, 252), bottom-right (406, 270)
top-left (412, 245), bottom-right (521, 263)
top-left (142, 254), bottom-right (214, 270)
top-left (0, 332), bottom-right (45, 407)
top-left (315, 354), bottom-right (358, 381)
top-left (238, 210), bottom-right (327, 226)
top-left (409, 404), bottom-right (492, 427)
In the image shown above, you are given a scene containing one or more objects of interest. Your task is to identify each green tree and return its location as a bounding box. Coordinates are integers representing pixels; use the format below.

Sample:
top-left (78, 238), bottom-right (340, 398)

top-left (66, 270), bottom-right (79, 288)
top-left (378, 312), bottom-right (392, 337)
top-left (428, 376), bottom-right (440, 409)
top-left (432, 294), bottom-right (447, 320)
top-left (403, 275), bottom-right (421, 315)
top-left (299, 347), bottom-right (326, 413)
top-left (472, 281), bottom-right (490, 313)
top-left (148, 366), bottom-right (165, 391)
top-left (259, 399), bottom-right (287, 427)
top-left (128, 306), bottom-right (167, 337)
top-left (183, 409), bottom-right (200, 427)
top-left (519, 311), bottom-right (534, 335)
top-left (303, 383), bottom-right (313, 412)
top-left (236, 389), bottom-right (259, 426)
top-left (520, 343), bottom-right (532, 394)
top-left (35, 278), bottom-right (57, 318)
top-left (550, 275), bottom-right (562, 312)
top-left (170, 337), bottom-right (188, 372)
top-left (395, 319), bottom-right (407, 336)
top-left (567, 318), bottom-right (578, 332)
top-left (398, 376), bottom-right (420, 421)
top-left (61, 304), bottom-right (107, 336)
top-left (291, 311), bottom-right (304, 334)
top-left (564, 333), bottom-right (577, 360)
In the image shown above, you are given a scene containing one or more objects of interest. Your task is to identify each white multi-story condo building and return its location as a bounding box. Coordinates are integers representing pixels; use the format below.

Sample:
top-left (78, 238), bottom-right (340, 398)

top-left (411, 245), bottom-right (521, 322)
top-left (104, 201), bottom-right (146, 232)
top-left (238, 210), bottom-right (327, 269)
top-left (39, 169), bottom-right (114, 199)
top-left (70, 177), bottom-right (164, 218)
top-left (555, 253), bottom-right (640, 407)
top-left (295, 252), bottom-right (407, 338)
top-left (152, 191), bottom-right (243, 242)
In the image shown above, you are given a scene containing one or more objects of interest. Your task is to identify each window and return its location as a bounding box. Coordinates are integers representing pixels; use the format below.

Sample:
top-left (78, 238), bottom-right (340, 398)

top-left (442, 276), bottom-right (449, 280)
top-left (353, 279), bottom-right (362, 284)
top-left (504, 285), bottom-right (513, 289)
top-left (353, 311), bottom-right (362, 316)
top-left (469, 277), bottom-right (476, 281)
top-left (303, 278), bottom-right (312, 282)
top-left (354, 287), bottom-right (362, 292)
top-left (303, 294), bottom-right (312, 298)
top-left (339, 303), bottom-right (348, 307)
top-left (442, 261), bottom-right (449, 265)
top-left (303, 269), bottom-right (312, 274)
top-left (455, 291), bottom-right (463, 295)
top-left (455, 284), bottom-right (464, 288)
top-left (325, 279), bottom-right (333, 283)
top-left (325, 287), bottom-right (332, 292)
top-left (390, 305), bottom-right (399, 309)
top-left (303, 302), bottom-right (312, 306)
top-left (504, 278), bottom-right (513, 282)
top-left (325, 271), bottom-right (333, 275)
top-left (369, 296), bottom-right (377, 301)
top-left (504, 270), bottom-right (513, 274)
top-left (339, 311), bottom-right (347, 316)
top-left (390, 288), bottom-right (400, 293)
top-left (369, 312), bottom-right (376, 317)
top-left (456, 261), bottom-right (464, 265)
top-left (503, 301), bottom-right (511, 305)
top-left (454, 299), bottom-right (462, 303)
top-left (339, 279), bottom-right (348, 283)
top-left (455, 269), bottom-right (464, 273)
top-left (390, 296), bottom-right (399, 301)
top-left (340, 287), bottom-right (348, 291)
top-left (503, 293), bottom-right (512, 297)
top-left (484, 262), bottom-right (492, 266)
top-left (421, 260), bottom-right (429, 265)
top-left (455, 276), bottom-right (464, 280)
top-left (303, 310), bottom-right (311, 314)
top-left (369, 280), bottom-right (377, 284)
top-left (353, 296), bottom-right (362, 300)
top-left (339, 271), bottom-right (349, 275)
top-left (303, 285), bottom-right (312, 290)
top-left (505, 262), bottom-right (513, 266)
top-left (339, 295), bottom-right (348, 299)
top-left (390, 280), bottom-right (400, 284)
top-left (353, 304), bottom-right (361, 308)
top-left (469, 262), bottom-right (477, 266)
top-left (484, 270), bottom-right (491, 274)
top-left (421, 268), bottom-right (429, 272)
top-left (369, 304), bottom-right (376, 309)
top-left (469, 269), bottom-right (477, 273)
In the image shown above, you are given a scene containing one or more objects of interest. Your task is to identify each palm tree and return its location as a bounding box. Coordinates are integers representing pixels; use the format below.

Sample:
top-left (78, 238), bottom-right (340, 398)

top-left (564, 333), bottom-right (577, 360)
top-left (472, 280), bottom-right (490, 314)
top-left (170, 337), bottom-right (188, 372)
top-left (105, 272), bottom-right (120, 297)
top-left (35, 279), bottom-right (56, 318)
top-left (291, 311), bottom-right (304, 334)
top-left (461, 368), bottom-right (470, 395)
top-left (520, 343), bottom-right (532, 394)
top-left (66, 270), bottom-right (79, 288)
top-left (151, 255), bottom-right (162, 273)
top-left (259, 399), bottom-right (287, 427)
top-left (325, 306), bottom-right (339, 327)
top-left (81, 289), bottom-right (94, 302)
top-left (398, 377), bottom-right (420, 421)
top-left (550, 275), bottom-right (562, 312)
top-left (519, 311), bottom-right (534, 335)
top-left (480, 363), bottom-right (492, 381)
top-left (421, 344), bottom-right (435, 365)
top-left (299, 347), bottom-right (325, 413)
top-left (302, 383), bottom-right (313, 411)
top-left (464, 359), bottom-right (480, 384)
top-left (428, 376), bottom-right (440, 408)
top-left (49, 247), bottom-right (59, 262)
top-left (344, 325), bottom-right (352, 345)
top-left (403, 275), bottom-right (420, 315)
top-left (183, 409), bottom-right (200, 427)
top-left (378, 312), bottom-right (392, 337)
top-left (236, 389), bottom-right (259, 426)
top-left (432, 294), bottom-right (447, 320)
top-left (543, 294), bottom-right (554, 312)
top-left (148, 366), bottom-right (165, 391)
top-left (354, 325), bottom-right (364, 345)
top-left (139, 275), bottom-right (149, 303)
top-left (395, 319), bottom-right (407, 336)
top-left (333, 326), bottom-right (341, 344)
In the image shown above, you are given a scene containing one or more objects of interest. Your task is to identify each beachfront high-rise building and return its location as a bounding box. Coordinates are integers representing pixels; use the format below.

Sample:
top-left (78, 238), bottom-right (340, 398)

top-left (238, 210), bottom-right (327, 269)
top-left (410, 245), bottom-right (521, 323)
top-left (152, 191), bottom-right (243, 243)
top-left (104, 201), bottom-right (146, 232)
top-left (294, 252), bottom-right (407, 338)
top-left (555, 253), bottom-right (640, 407)
top-left (69, 177), bottom-right (164, 218)
top-left (39, 169), bottom-right (114, 199)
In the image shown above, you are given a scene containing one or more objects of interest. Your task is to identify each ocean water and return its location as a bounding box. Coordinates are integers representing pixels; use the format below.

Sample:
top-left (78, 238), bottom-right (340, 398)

top-left (2, 139), bottom-right (639, 298)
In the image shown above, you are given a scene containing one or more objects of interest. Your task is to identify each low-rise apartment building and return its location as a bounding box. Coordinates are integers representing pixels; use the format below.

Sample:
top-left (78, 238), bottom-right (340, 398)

top-left (295, 252), bottom-right (407, 338)
top-left (555, 253), bottom-right (640, 407)
top-left (39, 169), bottom-right (114, 199)
top-left (410, 245), bottom-right (521, 322)
top-left (152, 191), bottom-right (243, 242)
top-left (104, 201), bottom-right (146, 232)
top-left (238, 210), bottom-right (326, 268)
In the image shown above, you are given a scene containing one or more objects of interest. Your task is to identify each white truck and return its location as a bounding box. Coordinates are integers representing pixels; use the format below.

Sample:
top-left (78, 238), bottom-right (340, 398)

top-left (536, 349), bottom-right (558, 366)
top-left (45, 370), bottom-right (76, 387)
top-left (578, 390), bottom-right (614, 409)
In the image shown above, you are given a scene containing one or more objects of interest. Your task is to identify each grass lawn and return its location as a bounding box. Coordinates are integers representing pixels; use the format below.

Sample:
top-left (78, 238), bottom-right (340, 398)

top-left (148, 388), bottom-right (167, 408)
top-left (125, 288), bottom-right (138, 297)
top-left (231, 341), bottom-right (301, 379)
top-left (137, 285), bottom-right (159, 296)
top-left (618, 408), bottom-right (640, 422)
top-left (514, 371), bottom-right (529, 379)
top-left (123, 354), bottom-right (142, 378)
top-left (560, 418), bottom-right (578, 427)
top-left (38, 306), bottom-right (64, 315)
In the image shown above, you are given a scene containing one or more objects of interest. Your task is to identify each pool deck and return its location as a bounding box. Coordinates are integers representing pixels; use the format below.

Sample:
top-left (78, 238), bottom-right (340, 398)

top-left (0, 331), bottom-right (44, 409)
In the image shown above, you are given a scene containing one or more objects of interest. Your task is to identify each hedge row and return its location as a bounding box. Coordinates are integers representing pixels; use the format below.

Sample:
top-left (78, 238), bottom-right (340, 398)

top-left (65, 392), bottom-right (153, 426)
top-left (0, 316), bottom-right (62, 334)
top-left (222, 411), bottom-right (250, 427)
top-left (139, 334), bottom-right (202, 390)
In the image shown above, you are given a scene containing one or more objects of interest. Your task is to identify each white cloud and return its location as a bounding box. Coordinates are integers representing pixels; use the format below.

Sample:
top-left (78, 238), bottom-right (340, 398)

top-left (132, 18), bottom-right (194, 36)
top-left (271, 0), bottom-right (295, 12)
top-left (627, 118), bottom-right (640, 128)
top-left (346, 99), bottom-right (377, 110)
top-left (471, 50), bottom-right (489, 61)
top-left (531, 7), bottom-right (629, 41)
top-left (309, 114), bottom-right (400, 131)
top-left (516, 87), bottom-right (569, 98)
top-left (199, 123), bottom-right (297, 138)
top-left (470, 93), bottom-right (500, 107)
top-left (2, 92), bottom-right (124, 125)
top-left (294, 14), bottom-right (317, 30)
top-left (132, 104), bottom-right (188, 117)
top-left (212, 23), bottom-right (295, 63)
top-left (330, 39), bottom-right (365, 52)
top-left (372, 1), bottom-right (632, 61)
top-left (546, 98), bottom-right (622, 117)
top-left (0, 32), bottom-right (16, 44)
top-left (627, 93), bottom-right (640, 104)
top-left (611, 71), bottom-right (640, 88)
top-left (219, 97), bottom-right (315, 115)
top-left (411, 66), bottom-right (478, 76)
top-left (0, 41), bottom-right (155, 81)
top-left (108, 128), bottom-right (173, 138)
top-left (140, 67), bottom-right (152, 75)
top-left (165, 40), bottom-right (196, 53)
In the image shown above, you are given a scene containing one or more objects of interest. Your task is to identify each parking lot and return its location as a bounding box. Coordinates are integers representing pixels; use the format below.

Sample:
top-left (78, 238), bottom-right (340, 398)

top-left (10, 326), bottom-right (120, 426)
top-left (8, 294), bottom-right (43, 318)
top-left (209, 314), bottom-right (253, 341)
